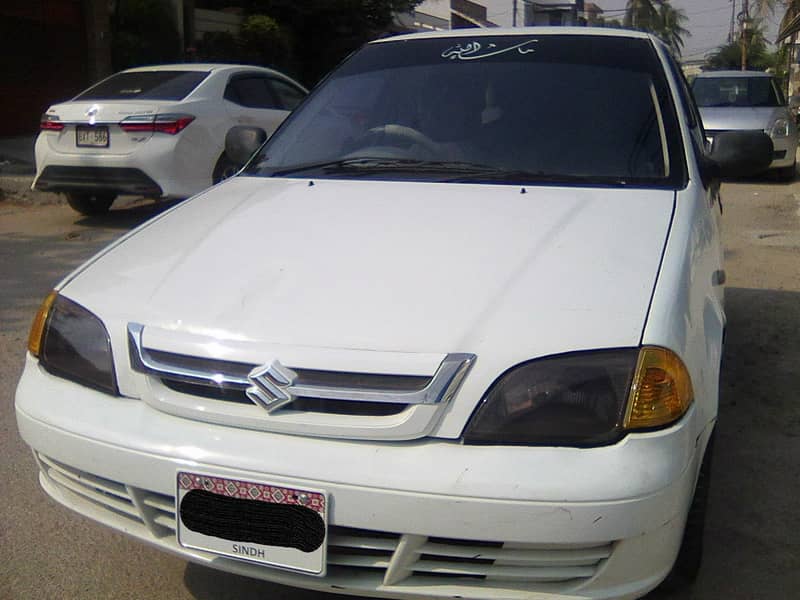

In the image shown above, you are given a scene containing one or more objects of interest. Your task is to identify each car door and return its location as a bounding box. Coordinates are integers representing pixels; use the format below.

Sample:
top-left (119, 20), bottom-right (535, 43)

top-left (663, 52), bottom-right (726, 436)
top-left (223, 73), bottom-right (296, 136)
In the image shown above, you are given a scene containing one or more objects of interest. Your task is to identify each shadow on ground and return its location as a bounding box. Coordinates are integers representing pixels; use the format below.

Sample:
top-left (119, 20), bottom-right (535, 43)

top-left (182, 287), bottom-right (800, 599)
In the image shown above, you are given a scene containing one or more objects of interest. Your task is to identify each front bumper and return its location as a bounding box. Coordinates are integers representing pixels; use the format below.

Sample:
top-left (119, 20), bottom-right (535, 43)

top-left (706, 129), bottom-right (798, 169)
top-left (16, 358), bottom-right (708, 600)
top-left (768, 133), bottom-right (798, 169)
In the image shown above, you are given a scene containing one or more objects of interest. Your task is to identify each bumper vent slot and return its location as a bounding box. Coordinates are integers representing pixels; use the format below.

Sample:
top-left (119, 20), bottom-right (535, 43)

top-left (37, 454), bottom-right (614, 595)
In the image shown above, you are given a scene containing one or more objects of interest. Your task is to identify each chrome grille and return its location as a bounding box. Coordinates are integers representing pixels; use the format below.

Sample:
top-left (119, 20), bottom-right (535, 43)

top-left (126, 322), bottom-right (476, 440)
top-left (38, 454), bottom-right (613, 594)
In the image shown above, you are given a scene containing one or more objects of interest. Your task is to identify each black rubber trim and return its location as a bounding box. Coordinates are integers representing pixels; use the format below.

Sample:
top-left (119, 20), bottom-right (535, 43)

top-left (34, 165), bottom-right (162, 196)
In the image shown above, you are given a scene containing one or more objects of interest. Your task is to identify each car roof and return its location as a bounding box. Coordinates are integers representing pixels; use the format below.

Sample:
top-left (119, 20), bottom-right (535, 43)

top-left (373, 26), bottom-right (654, 44)
top-left (694, 70), bottom-right (773, 78)
top-left (121, 64), bottom-right (291, 77)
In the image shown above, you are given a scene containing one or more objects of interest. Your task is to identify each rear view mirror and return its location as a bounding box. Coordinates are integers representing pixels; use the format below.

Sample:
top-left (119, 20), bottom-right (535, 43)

top-left (225, 126), bottom-right (268, 166)
top-left (710, 131), bottom-right (773, 178)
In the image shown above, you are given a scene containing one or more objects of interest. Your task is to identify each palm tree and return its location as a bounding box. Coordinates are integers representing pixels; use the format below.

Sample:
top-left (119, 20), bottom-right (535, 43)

top-left (653, 2), bottom-right (690, 56)
top-left (624, 0), bottom-right (660, 31)
top-left (624, 1), bottom-right (690, 56)
top-left (707, 17), bottom-right (772, 70)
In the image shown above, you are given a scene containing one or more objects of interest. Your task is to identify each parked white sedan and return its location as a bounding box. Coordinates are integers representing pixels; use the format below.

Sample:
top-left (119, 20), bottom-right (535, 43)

top-left (17, 28), bottom-right (772, 600)
top-left (33, 64), bottom-right (307, 214)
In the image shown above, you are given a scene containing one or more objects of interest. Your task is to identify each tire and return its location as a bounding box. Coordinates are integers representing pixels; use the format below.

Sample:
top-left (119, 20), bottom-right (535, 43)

top-left (212, 153), bottom-right (240, 184)
top-left (776, 162), bottom-right (796, 182)
top-left (65, 192), bottom-right (116, 216)
top-left (658, 433), bottom-right (715, 592)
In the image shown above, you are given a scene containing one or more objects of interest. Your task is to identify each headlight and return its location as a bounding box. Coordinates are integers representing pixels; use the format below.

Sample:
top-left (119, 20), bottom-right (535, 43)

top-left (28, 291), bottom-right (118, 395)
top-left (769, 118), bottom-right (790, 138)
top-left (463, 347), bottom-right (693, 446)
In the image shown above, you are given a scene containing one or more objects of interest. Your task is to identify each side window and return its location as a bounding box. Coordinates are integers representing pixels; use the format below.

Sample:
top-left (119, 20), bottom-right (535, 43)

top-left (268, 78), bottom-right (307, 110)
top-left (224, 76), bottom-right (279, 109)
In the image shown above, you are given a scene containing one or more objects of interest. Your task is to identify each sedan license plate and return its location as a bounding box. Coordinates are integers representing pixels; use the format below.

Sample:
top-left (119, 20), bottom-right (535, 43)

top-left (76, 126), bottom-right (109, 147)
top-left (176, 471), bottom-right (327, 575)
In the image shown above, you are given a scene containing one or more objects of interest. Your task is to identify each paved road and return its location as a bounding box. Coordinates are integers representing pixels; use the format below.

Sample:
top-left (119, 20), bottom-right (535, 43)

top-left (1, 182), bottom-right (799, 599)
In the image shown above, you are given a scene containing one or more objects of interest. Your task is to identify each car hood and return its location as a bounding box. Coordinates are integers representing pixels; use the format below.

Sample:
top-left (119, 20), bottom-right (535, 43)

top-left (698, 106), bottom-right (784, 131)
top-left (63, 176), bottom-right (674, 390)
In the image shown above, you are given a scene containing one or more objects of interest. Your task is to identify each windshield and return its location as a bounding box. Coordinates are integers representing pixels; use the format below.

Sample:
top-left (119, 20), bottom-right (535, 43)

top-left (246, 35), bottom-right (685, 187)
top-left (692, 76), bottom-right (784, 108)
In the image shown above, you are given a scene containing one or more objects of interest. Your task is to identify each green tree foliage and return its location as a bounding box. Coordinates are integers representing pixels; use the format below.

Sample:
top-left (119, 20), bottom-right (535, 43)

top-left (112, 0), bottom-right (182, 70)
top-left (706, 18), bottom-right (774, 71)
top-left (196, 14), bottom-right (293, 72)
top-left (239, 14), bottom-right (293, 66)
top-left (624, 0), bottom-right (660, 30)
top-left (623, 0), bottom-right (690, 56)
top-left (654, 2), bottom-right (690, 56)
top-left (239, 0), bottom-right (422, 85)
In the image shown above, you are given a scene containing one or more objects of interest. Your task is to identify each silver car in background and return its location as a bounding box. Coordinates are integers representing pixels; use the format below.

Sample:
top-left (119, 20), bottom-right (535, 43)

top-left (692, 70), bottom-right (798, 180)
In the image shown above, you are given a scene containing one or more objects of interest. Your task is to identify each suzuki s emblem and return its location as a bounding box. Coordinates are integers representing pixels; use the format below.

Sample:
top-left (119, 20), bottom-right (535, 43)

top-left (246, 360), bottom-right (297, 413)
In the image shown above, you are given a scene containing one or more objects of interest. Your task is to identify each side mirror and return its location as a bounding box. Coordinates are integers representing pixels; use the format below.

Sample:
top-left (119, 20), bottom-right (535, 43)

top-left (225, 126), bottom-right (268, 166)
top-left (709, 131), bottom-right (773, 178)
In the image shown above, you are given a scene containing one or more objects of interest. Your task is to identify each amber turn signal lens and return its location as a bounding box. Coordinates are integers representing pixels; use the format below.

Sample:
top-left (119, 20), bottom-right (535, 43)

top-left (28, 291), bottom-right (58, 357)
top-left (624, 346), bottom-right (693, 430)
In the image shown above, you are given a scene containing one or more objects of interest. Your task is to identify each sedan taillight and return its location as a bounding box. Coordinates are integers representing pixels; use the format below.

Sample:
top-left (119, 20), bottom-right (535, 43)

top-left (119, 114), bottom-right (195, 135)
top-left (40, 114), bottom-right (65, 131)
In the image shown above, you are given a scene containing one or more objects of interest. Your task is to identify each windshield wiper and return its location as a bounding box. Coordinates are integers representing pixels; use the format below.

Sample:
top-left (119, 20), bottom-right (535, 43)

top-left (446, 168), bottom-right (630, 186)
top-left (268, 159), bottom-right (631, 186)
top-left (267, 158), bottom-right (501, 178)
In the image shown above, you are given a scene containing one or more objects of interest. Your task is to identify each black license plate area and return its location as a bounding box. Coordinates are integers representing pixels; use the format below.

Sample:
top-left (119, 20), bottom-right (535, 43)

top-left (176, 472), bottom-right (327, 574)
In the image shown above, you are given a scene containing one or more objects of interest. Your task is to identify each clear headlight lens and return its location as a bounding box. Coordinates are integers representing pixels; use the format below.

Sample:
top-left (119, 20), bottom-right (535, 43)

top-left (770, 118), bottom-right (790, 138)
top-left (28, 292), bottom-right (118, 395)
top-left (463, 347), bottom-right (693, 446)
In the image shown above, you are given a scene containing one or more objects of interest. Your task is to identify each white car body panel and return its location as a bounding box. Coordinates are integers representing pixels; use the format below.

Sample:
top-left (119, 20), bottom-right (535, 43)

top-left (699, 106), bottom-right (784, 132)
top-left (16, 28), bottom-right (726, 600)
top-left (57, 177), bottom-right (675, 439)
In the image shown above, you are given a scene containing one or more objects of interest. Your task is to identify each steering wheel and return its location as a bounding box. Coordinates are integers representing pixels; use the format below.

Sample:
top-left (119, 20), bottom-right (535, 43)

top-left (356, 124), bottom-right (439, 156)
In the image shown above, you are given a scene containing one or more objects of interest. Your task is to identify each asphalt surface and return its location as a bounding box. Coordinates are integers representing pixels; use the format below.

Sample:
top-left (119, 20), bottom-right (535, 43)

top-left (1, 177), bottom-right (799, 599)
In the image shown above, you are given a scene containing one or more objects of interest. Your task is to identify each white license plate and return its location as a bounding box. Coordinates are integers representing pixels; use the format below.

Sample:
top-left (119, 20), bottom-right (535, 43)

top-left (76, 126), bottom-right (109, 147)
top-left (176, 471), bottom-right (327, 575)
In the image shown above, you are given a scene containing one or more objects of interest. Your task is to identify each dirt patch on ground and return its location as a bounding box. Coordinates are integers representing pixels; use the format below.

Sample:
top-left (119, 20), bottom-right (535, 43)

top-left (0, 175), bottom-right (64, 206)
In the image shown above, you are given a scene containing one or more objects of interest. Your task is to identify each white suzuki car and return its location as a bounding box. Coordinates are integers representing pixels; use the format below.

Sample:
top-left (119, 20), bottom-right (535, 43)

top-left (17, 28), bottom-right (772, 600)
top-left (33, 63), bottom-right (307, 215)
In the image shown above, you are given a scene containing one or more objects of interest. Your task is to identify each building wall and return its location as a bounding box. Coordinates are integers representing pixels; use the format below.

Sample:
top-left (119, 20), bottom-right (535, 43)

top-left (194, 7), bottom-right (243, 41)
top-left (525, 1), bottom-right (582, 26)
top-left (0, 0), bottom-right (93, 136)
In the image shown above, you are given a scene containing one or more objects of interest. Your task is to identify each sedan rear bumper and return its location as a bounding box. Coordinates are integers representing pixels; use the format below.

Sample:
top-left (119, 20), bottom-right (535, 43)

top-left (33, 165), bottom-right (163, 196)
